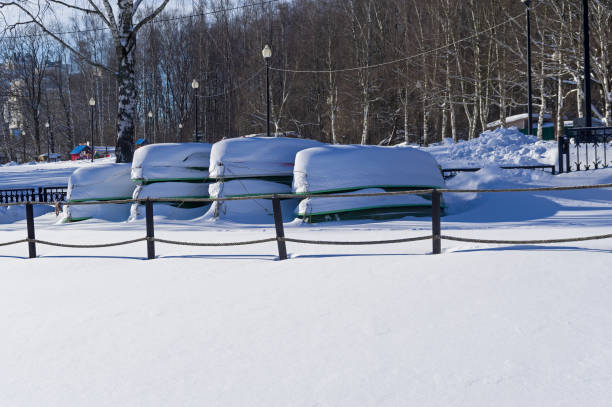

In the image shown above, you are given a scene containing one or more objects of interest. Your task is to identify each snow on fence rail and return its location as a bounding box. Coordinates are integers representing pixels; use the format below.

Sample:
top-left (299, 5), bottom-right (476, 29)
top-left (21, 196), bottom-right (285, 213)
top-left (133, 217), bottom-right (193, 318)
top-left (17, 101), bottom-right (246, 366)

top-left (2, 183), bottom-right (612, 260)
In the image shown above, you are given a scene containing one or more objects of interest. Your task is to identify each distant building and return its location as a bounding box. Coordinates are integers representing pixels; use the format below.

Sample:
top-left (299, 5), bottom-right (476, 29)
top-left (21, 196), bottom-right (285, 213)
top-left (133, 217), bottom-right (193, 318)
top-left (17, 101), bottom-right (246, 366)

top-left (70, 145), bottom-right (91, 161)
top-left (136, 138), bottom-right (149, 149)
top-left (38, 153), bottom-right (61, 162)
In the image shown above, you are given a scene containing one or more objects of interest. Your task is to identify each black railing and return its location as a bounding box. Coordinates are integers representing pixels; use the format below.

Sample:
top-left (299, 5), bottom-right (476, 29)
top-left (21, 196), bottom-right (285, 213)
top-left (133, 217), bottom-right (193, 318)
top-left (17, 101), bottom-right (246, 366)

top-left (442, 165), bottom-right (556, 180)
top-left (0, 186), bottom-right (67, 204)
top-left (559, 127), bottom-right (612, 173)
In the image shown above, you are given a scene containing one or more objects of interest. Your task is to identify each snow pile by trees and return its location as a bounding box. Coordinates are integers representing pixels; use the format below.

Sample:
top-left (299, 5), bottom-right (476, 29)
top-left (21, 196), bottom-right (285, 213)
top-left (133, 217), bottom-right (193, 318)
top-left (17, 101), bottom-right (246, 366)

top-left (426, 127), bottom-right (557, 168)
top-left (206, 137), bottom-right (323, 223)
top-left (129, 143), bottom-right (212, 220)
top-left (293, 145), bottom-right (446, 222)
top-left (63, 163), bottom-right (134, 222)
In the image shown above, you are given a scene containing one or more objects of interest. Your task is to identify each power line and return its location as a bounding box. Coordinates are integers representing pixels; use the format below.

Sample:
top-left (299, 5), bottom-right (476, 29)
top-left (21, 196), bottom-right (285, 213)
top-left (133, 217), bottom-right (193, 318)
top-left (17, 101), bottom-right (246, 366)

top-left (2, 0), bottom-right (284, 39)
top-left (270, 2), bottom-right (542, 74)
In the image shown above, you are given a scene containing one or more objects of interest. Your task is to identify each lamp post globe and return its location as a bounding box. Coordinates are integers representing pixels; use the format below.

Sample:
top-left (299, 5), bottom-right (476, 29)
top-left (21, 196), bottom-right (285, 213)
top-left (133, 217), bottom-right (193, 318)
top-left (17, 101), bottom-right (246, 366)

top-left (262, 45), bottom-right (272, 138)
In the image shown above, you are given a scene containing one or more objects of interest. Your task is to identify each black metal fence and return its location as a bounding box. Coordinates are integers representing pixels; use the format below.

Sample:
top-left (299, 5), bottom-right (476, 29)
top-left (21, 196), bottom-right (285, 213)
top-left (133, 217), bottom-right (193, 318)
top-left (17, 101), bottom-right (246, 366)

top-left (558, 127), bottom-right (612, 173)
top-left (442, 165), bottom-right (555, 180)
top-left (0, 186), bottom-right (67, 204)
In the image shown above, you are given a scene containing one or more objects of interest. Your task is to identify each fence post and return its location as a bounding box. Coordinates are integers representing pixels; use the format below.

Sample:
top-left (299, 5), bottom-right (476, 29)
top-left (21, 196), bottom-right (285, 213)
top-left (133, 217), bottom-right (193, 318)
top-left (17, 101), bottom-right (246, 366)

top-left (272, 195), bottom-right (288, 260)
top-left (26, 203), bottom-right (36, 258)
top-left (145, 199), bottom-right (155, 260)
top-left (431, 190), bottom-right (441, 255)
top-left (558, 137), bottom-right (564, 174)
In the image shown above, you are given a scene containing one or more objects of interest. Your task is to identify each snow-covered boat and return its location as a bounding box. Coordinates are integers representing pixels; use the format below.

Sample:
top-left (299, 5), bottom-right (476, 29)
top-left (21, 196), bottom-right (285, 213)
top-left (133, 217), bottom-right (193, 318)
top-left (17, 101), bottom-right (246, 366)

top-left (206, 136), bottom-right (323, 222)
top-left (64, 163), bottom-right (134, 222)
top-left (129, 143), bottom-right (213, 220)
top-left (293, 145), bottom-right (446, 222)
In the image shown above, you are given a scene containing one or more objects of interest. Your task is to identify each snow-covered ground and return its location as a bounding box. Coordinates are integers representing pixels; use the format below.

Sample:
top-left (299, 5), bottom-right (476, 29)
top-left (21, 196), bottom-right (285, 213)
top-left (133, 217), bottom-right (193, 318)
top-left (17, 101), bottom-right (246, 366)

top-left (1, 129), bottom-right (612, 406)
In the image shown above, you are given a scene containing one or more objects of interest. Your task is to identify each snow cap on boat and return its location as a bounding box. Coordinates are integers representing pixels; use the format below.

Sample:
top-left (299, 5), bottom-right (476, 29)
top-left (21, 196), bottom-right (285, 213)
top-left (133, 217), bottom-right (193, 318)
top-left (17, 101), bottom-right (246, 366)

top-left (293, 145), bottom-right (445, 194)
top-left (209, 137), bottom-right (324, 180)
top-left (131, 143), bottom-right (212, 184)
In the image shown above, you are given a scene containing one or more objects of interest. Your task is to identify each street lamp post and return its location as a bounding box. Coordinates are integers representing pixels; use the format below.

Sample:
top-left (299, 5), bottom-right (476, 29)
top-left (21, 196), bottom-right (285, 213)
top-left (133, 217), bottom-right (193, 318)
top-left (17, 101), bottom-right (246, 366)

top-left (178, 123), bottom-right (183, 142)
top-left (262, 44), bottom-right (272, 137)
top-left (148, 111), bottom-right (153, 143)
top-left (45, 121), bottom-right (50, 162)
top-left (582, 0), bottom-right (592, 127)
top-left (192, 79), bottom-right (200, 142)
top-left (522, 0), bottom-right (533, 135)
top-left (89, 97), bottom-right (95, 162)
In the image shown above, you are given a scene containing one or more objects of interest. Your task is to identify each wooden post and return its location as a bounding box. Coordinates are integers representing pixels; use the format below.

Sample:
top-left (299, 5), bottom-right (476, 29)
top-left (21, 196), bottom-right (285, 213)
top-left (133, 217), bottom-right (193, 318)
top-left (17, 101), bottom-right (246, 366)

top-left (431, 190), bottom-right (441, 255)
top-left (145, 199), bottom-right (155, 260)
top-left (26, 203), bottom-right (36, 258)
top-left (272, 195), bottom-right (288, 260)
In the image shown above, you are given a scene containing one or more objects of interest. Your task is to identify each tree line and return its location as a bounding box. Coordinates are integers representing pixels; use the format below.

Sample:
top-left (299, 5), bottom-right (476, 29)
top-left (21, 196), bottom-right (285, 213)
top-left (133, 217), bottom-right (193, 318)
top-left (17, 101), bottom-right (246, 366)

top-left (0, 0), bottom-right (610, 163)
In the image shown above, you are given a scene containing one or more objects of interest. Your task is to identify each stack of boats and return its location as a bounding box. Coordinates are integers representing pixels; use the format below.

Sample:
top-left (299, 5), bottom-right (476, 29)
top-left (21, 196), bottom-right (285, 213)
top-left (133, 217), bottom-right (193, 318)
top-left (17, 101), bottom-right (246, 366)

top-left (206, 136), bottom-right (323, 222)
top-left (292, 145), bottom-right (446, 222)
top-left (64, 163), bottom-right (135, 222)
top-left (129, 143), bottom-right (213, 220)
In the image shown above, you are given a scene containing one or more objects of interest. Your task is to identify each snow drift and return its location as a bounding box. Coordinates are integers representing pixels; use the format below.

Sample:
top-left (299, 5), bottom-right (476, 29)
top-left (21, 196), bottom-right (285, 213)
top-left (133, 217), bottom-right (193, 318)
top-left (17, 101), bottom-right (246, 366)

top-left (129, 143), bottom-right (213, 221)
top-left (63, 163), bottom-right (134, 222)
top-left (207, 137), bottom-right (323, 223)
top-left (426, 127), bottom-right (556, 168)
top-left (293, 145), bottom-right (445, 222)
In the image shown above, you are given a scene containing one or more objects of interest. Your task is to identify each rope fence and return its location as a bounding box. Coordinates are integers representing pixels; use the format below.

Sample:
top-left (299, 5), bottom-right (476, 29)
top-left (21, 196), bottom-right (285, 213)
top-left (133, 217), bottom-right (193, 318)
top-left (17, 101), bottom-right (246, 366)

top-left (0, 182), bottom-right (610, 260)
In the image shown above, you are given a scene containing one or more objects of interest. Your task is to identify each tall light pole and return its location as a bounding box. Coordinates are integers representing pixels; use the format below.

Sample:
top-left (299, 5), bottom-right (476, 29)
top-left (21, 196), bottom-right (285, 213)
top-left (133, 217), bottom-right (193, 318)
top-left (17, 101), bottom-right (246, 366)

top-left (178, 123), bottom-right (183, 142)
top-left (148, 110), bottom-right (153, 143)
top-left (262, 44), bottom-right (272, 137)
top-left (89, 97), bottom-right (95, 162)
top-left (192, 79), bottom-right (200, 142)
top-left (582, 0), bottom-right (592, 127)
top-left (522, 0), bottom-right (533, 135)
top-left (45, 121), bottom-right (50, 161)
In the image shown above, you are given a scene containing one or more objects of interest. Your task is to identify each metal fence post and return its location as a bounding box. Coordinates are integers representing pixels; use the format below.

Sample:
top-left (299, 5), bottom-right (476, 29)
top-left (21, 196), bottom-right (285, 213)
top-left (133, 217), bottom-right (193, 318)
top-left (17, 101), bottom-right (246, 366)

top-left (145, 199), bottom-right (155, 260)
top-left (26, 203), bottom-right (36, 258)
top-left (272, 195), bottom-right (288, 260)
top-left (558, 136), bottom-right (564, 174)
top-left (432, 190), bottom-right (442, 255)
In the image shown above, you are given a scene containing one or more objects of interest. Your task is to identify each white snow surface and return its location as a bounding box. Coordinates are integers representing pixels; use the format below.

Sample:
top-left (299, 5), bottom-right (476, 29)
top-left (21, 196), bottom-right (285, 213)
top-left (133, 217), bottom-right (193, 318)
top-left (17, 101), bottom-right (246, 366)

top-left (293, 144), bottom-right (445, 193)
top-left (1, 130), bottom-right (612, 405)
top-left (209, 136), bottom-right (324, 179)
top-left (131, 143), bottom-right (212, 182)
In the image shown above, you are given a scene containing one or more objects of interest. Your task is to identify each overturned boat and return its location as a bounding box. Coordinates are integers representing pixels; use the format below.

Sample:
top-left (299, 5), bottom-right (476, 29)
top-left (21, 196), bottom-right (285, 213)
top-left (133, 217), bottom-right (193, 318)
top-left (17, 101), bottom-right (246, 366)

top-left (129, 143), bottom-right (213, 220)
top-left (206, 136), bottom-right (324, 223)
top-left (293, 145), bottom-right (446, 222)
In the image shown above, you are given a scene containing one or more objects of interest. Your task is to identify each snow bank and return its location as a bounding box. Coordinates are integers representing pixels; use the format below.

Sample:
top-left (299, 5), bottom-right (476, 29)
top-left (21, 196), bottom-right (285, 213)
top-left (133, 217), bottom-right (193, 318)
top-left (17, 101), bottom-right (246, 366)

top-left (131, 143), bottom-right (212, 184)
top-left (294, 145), bottom-right (445, 194)
top-left (207, 137), bottom-right (322, 223)
top-left (293, 145), bottom-right (444, 222)
top-left (430, 127), bottom-right (556, 167)
top-left (209, 137), bottom-right (323, 180)
top-left (63, 163), bottom-right (134, 222)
